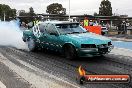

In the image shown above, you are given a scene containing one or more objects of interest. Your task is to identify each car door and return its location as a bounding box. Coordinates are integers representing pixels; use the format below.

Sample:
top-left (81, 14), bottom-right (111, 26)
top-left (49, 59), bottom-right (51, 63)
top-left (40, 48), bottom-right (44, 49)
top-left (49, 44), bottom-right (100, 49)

top-left (37, 23), bottom-right (49, 49)
top-left (32, 25), bottom-right (42, 47)
top-left (32, 25), bottom-right (41, 39)
top-left (45, 23), bottom-right (61, 51)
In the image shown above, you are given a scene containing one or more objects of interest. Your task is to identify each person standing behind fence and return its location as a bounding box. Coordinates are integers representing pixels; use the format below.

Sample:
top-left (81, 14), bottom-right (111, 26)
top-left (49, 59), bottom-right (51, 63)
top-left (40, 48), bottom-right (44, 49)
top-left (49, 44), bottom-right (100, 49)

top-left (84, 17), bottom-right (89, 26)
top-left (83, 17), bottom-right (89, 29)
top-left (33, 18), bottom-right (39, 26)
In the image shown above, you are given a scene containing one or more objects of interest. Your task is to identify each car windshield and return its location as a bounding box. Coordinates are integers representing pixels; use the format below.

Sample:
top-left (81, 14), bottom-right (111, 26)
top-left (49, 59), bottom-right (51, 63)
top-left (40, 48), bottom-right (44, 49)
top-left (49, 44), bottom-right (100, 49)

top-left (55, 23), bottom-right (87, 34)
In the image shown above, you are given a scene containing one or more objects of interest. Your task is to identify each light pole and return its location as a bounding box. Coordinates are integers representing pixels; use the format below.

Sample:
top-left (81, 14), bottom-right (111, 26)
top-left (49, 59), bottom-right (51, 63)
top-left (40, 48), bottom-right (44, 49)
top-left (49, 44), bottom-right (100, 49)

top-left (69, 0), bottom-right (70, 21)
top-left (3, 11), bottom-right (5, 21)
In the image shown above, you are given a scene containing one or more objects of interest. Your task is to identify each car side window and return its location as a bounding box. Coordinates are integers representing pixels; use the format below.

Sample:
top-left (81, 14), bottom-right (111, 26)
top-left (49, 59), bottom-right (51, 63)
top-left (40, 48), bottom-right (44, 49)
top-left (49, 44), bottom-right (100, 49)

top-left (39, 24), bottom-right (45, 33)
top-left (46, 24), bottom-right (58, 34)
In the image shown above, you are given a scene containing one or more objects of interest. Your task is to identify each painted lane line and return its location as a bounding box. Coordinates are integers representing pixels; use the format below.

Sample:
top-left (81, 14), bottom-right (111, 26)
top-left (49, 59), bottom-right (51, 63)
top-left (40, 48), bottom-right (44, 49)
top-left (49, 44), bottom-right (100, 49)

top-left (0, 81), bottom-right (6, 88)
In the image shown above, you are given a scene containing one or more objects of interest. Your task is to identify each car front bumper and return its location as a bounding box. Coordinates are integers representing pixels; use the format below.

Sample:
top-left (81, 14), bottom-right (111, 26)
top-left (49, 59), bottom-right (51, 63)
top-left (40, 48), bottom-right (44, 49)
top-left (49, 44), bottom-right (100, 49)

top-left (77, 45), bottom-right (114, 57)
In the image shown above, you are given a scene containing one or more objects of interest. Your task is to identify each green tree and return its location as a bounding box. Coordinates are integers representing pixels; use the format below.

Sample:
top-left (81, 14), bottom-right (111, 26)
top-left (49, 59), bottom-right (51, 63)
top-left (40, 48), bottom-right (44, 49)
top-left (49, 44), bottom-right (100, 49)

top-left (19, 7), bottom-right (36, 16)
top-left (93, 12), bottom-right (98, 16)
top-left (29, 7), bottom-right (36, 16)
top-left (0, 4), bottom-right (16, 21)
top-left (19, 10), bottom-right (28, 16)
top-left (99, 0), bottom-right (112, 16)
top-left (46, 3), bottom-right (66, 15)
top-left (10, 9), bottom-right (16, 17)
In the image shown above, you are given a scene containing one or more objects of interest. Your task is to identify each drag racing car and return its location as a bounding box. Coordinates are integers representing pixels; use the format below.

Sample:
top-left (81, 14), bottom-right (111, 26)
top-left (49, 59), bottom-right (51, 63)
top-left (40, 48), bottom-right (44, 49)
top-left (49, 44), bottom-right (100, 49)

top-left (22, 21), bottom-right (114, 60)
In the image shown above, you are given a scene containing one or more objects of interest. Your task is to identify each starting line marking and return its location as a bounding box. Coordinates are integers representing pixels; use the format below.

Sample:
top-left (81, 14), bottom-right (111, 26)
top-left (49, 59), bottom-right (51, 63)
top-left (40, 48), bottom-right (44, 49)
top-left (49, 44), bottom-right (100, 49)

top-left (0, 81), bottom-right (6, 88)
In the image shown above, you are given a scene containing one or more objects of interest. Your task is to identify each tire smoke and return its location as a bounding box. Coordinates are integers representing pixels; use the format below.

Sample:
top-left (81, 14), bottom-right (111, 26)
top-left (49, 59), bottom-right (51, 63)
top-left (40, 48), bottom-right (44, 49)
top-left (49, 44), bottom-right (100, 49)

top-left (0, 21), bottom-right (28, 50)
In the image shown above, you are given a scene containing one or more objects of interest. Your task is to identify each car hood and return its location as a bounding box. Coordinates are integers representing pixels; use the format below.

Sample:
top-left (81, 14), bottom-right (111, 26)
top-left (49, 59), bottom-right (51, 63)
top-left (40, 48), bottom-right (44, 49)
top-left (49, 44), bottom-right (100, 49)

top-left (65, 33), bottom-right (111, 45)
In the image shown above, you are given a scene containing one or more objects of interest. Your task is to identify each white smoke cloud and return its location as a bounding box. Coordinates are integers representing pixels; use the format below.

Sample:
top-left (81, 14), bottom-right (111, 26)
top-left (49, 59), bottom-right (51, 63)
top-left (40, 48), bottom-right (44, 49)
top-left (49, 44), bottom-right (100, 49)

top-left (0, 21), bottom-right (28, 50)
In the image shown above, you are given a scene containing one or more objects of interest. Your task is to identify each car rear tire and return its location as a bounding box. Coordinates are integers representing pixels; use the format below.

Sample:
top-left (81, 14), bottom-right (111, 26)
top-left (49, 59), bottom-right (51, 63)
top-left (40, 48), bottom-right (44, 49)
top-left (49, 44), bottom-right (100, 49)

top-left (27, 38), bottom-right (37, 52)
top-left (64, 45), bottom-right (77, 60)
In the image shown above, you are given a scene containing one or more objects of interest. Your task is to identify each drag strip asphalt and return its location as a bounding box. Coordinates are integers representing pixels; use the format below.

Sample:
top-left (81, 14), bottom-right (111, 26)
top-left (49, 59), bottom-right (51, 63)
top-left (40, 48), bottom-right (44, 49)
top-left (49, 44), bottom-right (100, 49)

top-left (0, 46), bottom-right (132, 88)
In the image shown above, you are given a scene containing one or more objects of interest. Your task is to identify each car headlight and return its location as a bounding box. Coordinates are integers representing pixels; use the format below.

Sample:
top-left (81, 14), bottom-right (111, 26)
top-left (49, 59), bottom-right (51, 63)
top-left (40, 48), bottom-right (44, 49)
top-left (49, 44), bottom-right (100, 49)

top-left (81, 44), bottom-right (96, 48)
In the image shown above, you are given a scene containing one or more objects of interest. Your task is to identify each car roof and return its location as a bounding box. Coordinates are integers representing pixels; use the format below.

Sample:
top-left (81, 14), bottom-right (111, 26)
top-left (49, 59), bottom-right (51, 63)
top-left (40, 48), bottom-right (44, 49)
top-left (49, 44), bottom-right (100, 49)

top-left (39, 21), bottom-right (79, 25)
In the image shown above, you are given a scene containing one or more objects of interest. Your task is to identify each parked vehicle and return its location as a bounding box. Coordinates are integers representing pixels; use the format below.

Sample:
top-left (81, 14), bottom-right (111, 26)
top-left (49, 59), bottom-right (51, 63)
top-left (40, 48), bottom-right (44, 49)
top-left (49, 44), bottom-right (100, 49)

top-left (101, 26), bottom-right (108, 35)
top-left (23, 21), bottom-right (114, 60)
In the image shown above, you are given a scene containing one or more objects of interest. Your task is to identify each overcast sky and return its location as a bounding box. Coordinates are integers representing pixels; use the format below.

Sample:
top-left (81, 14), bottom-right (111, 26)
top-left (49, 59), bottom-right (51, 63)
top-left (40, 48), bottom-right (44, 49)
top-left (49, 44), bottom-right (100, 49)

top-left (1, 0), bottom-right (132, 16)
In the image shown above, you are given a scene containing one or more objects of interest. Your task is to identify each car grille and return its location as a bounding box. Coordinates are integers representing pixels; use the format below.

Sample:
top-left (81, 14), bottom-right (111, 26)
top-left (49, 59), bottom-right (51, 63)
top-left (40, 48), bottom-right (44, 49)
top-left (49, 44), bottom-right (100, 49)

top-left (81, 44), bottom-right (96, 48)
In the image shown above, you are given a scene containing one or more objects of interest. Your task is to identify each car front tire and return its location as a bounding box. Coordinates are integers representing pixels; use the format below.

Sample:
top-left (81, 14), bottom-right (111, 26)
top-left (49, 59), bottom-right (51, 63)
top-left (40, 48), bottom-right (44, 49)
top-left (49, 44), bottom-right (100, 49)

top-left (64, 45), bottom-right (77, 60)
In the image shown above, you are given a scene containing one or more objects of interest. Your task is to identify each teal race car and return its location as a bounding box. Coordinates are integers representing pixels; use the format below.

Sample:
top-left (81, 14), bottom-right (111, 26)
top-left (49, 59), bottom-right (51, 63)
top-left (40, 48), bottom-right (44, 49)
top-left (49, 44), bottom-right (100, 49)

top-left (23, 21), bottom-right (114, 60)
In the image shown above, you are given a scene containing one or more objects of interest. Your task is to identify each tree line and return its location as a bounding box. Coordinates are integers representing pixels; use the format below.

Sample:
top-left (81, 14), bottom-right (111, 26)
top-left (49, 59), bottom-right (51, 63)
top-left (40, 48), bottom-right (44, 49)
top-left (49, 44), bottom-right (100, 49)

top-left (0, 0), bottom-right (113, 21)
top-left (0, 4), bottom-right (16, 21)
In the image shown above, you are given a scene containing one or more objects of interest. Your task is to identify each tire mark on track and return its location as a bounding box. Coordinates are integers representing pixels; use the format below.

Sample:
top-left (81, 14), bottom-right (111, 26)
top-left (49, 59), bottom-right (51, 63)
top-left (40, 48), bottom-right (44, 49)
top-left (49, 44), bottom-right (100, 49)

top-left (1, 47), bottom-right (132, 88)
